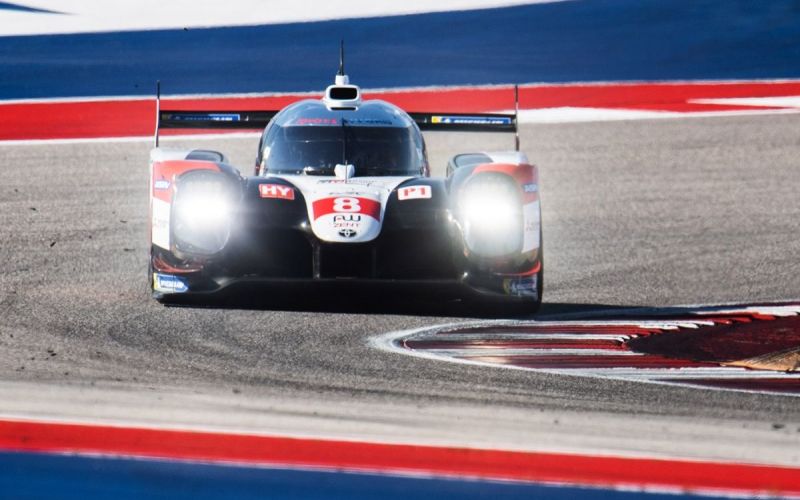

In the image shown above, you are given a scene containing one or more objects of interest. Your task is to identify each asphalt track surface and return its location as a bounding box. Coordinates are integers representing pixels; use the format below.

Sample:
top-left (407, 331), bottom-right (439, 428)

top-left (1, 114), bottom-right (799, 465)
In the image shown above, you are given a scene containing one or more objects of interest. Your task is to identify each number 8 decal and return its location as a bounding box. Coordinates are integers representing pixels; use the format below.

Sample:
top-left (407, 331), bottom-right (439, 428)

top-left (333, 197), bottom-right (361, 213)
top-left (312, 196), bottom-right (380, 221)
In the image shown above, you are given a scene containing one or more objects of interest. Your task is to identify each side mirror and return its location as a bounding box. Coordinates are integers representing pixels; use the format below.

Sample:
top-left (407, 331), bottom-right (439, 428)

top-left (446, 153), bottom-right (493, 177)
top-left (185, 149), bottom-right (226, 163)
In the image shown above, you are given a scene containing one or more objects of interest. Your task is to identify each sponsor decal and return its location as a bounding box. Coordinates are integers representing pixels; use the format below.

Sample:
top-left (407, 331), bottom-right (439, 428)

top-left (312, 196), bottom-right (381, 221)
top-left (153, 179), bottom-right (170, 190)
top-left (397, 185), bottom-right (432, 201)
top-left (344, 118), bottom-right (393, 125)
top-left (166, 113), bottom-right (240, 122)
top-left (333, 214), bottom-right (362, 229)
top-left (522, 202), bottom-right (541, 253)
top-left (338, 228), bottom-right (357, 238)
top-left (333, 214), bottom-right (361, 223)
top-left (502, 275), bottom-right (538, 298)
top-left (431, 115), bottom-right (512, 125)
top-left (316, 179), bottom-right (388, 187)
top-left (295, 117), bottom-right (338, 125)
top-left (523, 183), bottom-right (537, 193)
top-left (259, 184), bottom-right (295, 200)
top-left (153, 273), bottom-right (189, 293)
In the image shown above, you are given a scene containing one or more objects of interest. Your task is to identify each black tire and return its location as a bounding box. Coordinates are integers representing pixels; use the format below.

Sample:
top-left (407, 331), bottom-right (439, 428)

top-left (531, 232), bottom-right (544, 313)
top-left (147, 246), bottom-right (155, 295)
top-left (467, 228), bottom-right (544, 318)
top-left (504, 230), bottom-right (544, 316)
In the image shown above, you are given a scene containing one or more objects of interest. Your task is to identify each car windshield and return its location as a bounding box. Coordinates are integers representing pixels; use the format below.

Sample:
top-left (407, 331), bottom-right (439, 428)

top-left (262, 124), bottom-right (422, 176)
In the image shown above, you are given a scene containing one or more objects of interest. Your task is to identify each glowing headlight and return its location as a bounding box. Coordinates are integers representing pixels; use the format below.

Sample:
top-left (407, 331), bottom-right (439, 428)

top-left (174, 192), bottom-right (230, 229)
top-left (461, 191), bottom-right (517, 229)
top-left (458, 174), bottom-right (522, 257)
top-left (172, 173), bottom-right (236, 255)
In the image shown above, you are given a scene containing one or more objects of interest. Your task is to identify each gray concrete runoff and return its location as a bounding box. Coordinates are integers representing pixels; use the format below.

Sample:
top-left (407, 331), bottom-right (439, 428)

top-left (0, 114), bottom-right (798, 465)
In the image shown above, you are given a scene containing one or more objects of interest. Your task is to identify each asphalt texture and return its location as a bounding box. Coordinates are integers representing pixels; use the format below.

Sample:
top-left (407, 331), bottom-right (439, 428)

top-left (1, 114), bottom-right (799, 464)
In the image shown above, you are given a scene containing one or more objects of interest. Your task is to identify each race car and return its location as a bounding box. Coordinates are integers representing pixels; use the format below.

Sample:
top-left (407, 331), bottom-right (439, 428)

top-left (149, 63), bottom-right (542, 312)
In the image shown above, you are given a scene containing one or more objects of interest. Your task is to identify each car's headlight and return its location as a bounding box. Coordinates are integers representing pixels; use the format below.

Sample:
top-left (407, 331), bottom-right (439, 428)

top-left (458, 173), bottom-right (522, 257)
top-left (172, 172), bottom-right (237, 255)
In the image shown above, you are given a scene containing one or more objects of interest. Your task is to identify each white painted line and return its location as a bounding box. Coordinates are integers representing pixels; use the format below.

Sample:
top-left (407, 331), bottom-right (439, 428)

top-left (4, 80), bottom-right (800, 106)
top-left (493, 107), bottom-right (800, 124)
top-left (445, 320), bottom-right (691, 330)
top-left (426, 333), bottom-right (631, 341)
top-left (691, 96), bottom-right (800, 108)
top-left (429, 348), bottom-right (641, 357)
top-left (570, 368), bottom-right (800, 380)
top-left (534, 300), bottom-right (800, 321)
top-left (0, 0), bottom-right (565, 36)
top-left (0, 91), bottom-right (318, 105)
top-left (0, 132), bottom-right (261, 147)
top-left (694, 305), bottom-right (800, 317)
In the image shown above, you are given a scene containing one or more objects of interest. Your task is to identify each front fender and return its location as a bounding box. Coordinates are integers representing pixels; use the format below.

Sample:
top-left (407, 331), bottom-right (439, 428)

top-left (448, 159), bottom-right (541, 274)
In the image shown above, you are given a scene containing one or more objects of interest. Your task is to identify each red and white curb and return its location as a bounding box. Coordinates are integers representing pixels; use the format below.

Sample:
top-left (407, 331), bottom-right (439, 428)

top-left (372, 303), bottom-right (800, 396)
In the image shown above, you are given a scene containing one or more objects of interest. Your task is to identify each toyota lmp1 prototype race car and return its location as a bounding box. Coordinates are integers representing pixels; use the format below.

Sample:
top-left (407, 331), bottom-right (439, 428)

top-left (149, 63), bottom-right (542, 313)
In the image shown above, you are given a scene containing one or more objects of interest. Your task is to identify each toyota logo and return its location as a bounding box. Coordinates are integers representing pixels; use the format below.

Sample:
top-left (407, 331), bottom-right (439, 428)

top-left (338, 229), bottom-right (357, 238)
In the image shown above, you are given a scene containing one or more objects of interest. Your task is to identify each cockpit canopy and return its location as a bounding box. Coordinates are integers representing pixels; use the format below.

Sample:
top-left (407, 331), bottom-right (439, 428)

top-left (258, 100), bottom-right (427, 177)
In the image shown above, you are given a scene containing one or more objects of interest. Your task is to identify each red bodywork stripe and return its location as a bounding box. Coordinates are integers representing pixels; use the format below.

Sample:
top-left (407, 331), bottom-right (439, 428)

top-left (496, 260), bottom-right (541, 277)
top-left (472, 162), bottom-right (539, 203)
top-left (151, 160), bottom-right (221, 203)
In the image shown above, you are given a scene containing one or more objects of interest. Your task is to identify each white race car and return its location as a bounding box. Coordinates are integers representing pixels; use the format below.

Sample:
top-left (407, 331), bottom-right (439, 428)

top-left (149, 55), bottom-right (542, 313)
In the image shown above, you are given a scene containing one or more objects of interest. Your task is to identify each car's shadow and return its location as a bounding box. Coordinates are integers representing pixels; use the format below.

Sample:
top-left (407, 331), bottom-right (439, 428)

top-left (160, 282), bottom-right (777, 319)
top-left (161, 284), bottom-right (642, 319)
